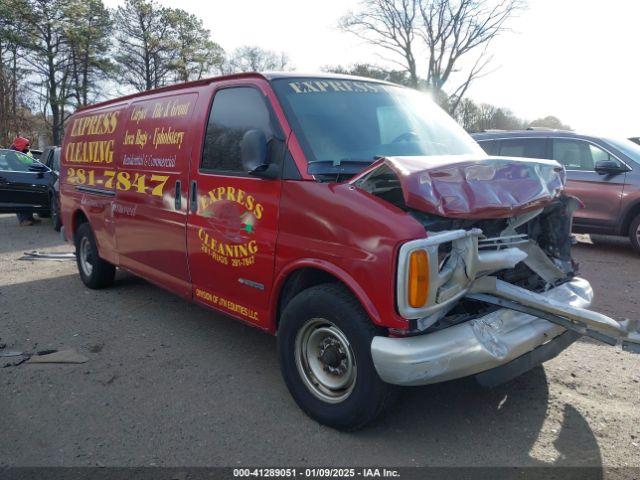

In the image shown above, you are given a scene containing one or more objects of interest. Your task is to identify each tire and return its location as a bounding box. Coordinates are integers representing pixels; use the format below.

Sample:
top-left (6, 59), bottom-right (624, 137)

top-left (74, 223), bottom-right (116, 289)
top-left (277, 283), bottom-right (398, 431)
top-left (629, 214), bottom-right (640, 254)
top-left (51, 194), bottom-right (62, 232)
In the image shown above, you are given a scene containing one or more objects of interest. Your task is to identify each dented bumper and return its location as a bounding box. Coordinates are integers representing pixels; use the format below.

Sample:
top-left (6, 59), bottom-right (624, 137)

top-left (371, 277), bottom-right (593, 386)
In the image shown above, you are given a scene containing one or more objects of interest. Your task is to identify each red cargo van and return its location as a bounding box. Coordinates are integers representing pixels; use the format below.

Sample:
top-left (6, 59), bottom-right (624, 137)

top-left (60, 73), bottom-right (639, 430)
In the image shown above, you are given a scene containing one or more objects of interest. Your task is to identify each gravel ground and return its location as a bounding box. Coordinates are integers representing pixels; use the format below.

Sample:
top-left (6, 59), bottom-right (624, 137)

top-left (0, 213), bottom-right (638, 468)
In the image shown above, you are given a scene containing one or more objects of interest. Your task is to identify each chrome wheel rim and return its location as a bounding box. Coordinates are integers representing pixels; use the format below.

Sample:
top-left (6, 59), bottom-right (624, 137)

top-left (294, 318), bottom-right (357, 403)
top-left (636, 223), bottom-right (640, 245)
top-left (79, 237), bottom-right (93, 277)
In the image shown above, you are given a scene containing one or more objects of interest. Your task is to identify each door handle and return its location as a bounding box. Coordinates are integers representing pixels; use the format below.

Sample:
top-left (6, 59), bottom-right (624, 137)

top-left (189, 180), bottom-right (197, 213)
top-left (175, 180), bottom-right (181, 210)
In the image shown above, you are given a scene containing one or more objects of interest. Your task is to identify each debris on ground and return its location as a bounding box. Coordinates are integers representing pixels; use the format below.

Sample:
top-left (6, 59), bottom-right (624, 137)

top-left (18, 251), bottom-right (76, 261)
top-left (3, 355), bottom-right (29, 368)
top-left (1, 346), bottom-right (90, 367)
top-left (0, 350), bottom-right (25, 357)
top-left (26, 349), bottom-right (88, 364)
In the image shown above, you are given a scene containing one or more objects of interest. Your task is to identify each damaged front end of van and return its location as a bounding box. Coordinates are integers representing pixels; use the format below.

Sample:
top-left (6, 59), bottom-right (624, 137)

top-left (352, 155), bottom-right (640, 387)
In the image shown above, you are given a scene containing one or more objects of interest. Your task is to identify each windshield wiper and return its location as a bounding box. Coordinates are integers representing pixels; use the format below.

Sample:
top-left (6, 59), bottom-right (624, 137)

top-left (307, 158), bottom-right (385, 181)
top-left (308, 158), bottom-right (376, 167)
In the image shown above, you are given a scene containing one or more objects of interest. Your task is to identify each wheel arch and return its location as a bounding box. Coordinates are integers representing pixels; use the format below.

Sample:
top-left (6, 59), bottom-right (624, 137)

top-left (619, 200), bottom-right (640, 236)
top-left (71, 208), bottom-right (89, 239)
top-left (270, 260), bottom-right (382, 334)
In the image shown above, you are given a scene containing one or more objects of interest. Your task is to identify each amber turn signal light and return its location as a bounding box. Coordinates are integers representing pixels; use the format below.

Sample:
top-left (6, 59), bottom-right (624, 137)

top-left (408, 250), bottom-right (429, 308)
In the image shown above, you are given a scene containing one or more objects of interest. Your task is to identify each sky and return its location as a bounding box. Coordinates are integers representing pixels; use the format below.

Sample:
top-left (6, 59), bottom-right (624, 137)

top-left (104, 0), bottom-right (640, 138)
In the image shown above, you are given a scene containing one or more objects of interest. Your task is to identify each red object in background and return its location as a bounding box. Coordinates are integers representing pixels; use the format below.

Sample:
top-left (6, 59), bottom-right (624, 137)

top-left (10, 136), bottom-right (30, 152)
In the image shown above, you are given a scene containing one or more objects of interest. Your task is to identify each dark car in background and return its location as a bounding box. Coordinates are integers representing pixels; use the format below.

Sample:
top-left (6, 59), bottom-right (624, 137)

top-left (472, 130), bottom-right (640, 253)
top-left (629, 137), bottom-right (640, 146)
top-left (0, 148), bottom-right (57, 220)
top-left (41, 145), bottom-right (62, 230)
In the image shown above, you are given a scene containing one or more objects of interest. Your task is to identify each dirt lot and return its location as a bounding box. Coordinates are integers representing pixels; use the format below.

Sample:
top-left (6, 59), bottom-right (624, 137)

top-left (0, 213), bottom-right (638, 468)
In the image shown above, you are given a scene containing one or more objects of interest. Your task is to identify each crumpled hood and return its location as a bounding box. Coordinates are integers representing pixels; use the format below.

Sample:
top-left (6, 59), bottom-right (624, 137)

top-left (353, 155), bottom-right (566, 219)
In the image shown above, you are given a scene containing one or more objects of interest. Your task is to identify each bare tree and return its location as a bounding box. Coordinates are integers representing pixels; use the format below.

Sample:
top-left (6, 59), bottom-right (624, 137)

top-left (528, 115), bottom-right (571, 131)
top-left (340, 0), bottom-right (525, 111)
top-left (323, 63), bottom-right (413, 86)
top-left (226, 46), bottom-right (291, 73)
top-left (66, 0), bottom-right (113, 107)
top-left (0, 0), bottom-right (24, 144)
top-left (452, 97), bottom-right (572, 133)
top-left (340, 0), bottom-right (419, 88)
top-left (1, 0), bottom-right (115, 145)
top-left (113, 0), bottom-right (177, 91)
top-left (9, 0), bottom-right (74, 145)
top-left (168, 9), bottom-right (225, 82)
top-left (420, 0), bottom-right (526, 113)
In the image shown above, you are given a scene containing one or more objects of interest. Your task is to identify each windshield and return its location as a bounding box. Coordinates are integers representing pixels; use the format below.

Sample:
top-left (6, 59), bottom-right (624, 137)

top-left (605, 137), bottom-right (640, 165)
top-left (272, 78), bottom-right (484, 176)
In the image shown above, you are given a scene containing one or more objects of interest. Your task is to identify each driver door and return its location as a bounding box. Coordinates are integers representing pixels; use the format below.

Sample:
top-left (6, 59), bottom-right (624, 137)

top-left (186, 80), bottom-right (284, 329)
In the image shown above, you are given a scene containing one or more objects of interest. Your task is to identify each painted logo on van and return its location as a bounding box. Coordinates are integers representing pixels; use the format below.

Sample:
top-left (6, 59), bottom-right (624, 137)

top-left (65, 110), bottom-right (122, 164)
top-left (197, 186), bottom-right (263, 268)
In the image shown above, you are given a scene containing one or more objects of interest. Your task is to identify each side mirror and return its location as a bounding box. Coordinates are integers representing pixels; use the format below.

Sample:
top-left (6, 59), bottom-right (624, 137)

top-left (594, 160), bottom-right (628, 175)
top-left (240, 129), bottom-right (278, 179)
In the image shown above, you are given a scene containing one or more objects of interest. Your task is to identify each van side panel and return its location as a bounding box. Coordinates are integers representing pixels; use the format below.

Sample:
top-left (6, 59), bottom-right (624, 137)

top-left (61, 104), bottom-right (129, 264)
top-left (113, 91), bottom-right (199, 298)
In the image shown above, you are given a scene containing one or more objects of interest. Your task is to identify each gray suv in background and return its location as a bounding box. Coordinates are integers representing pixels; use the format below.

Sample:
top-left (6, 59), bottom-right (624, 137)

top-left (472, 130), bottom-right (640, 253)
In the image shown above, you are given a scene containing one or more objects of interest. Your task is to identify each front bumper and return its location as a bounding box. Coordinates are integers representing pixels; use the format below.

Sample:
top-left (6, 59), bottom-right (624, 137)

top-left (371, 277), bottom-right (593, 386)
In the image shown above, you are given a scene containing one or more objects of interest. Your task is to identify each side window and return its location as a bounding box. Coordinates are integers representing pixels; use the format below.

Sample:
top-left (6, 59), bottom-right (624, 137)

top-left (0, 152), bottom-right (10, 170)
top-left (499, 138), bottom-right (547, 159)
top-left (42, 149), bottom-right (53, 168)
top-left (551, 139), bottom-right (619, 171)
top-left (52, 149), bottom-right (61, 172)
top-left (201, 87), bottom-right (275, 173)
top-left (552, 139), bottom-right (590, 170)
top-left (588, 144), bottom-right (617, 165)
top-left (0, 151), bottom-right (33, 172)
top-left (478, 140), bottom-right (499, 156)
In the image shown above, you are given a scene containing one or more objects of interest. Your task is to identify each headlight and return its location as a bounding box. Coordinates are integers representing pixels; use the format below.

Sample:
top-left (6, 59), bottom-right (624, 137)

top-left (408, 250), bottom-right (429, 308)
top-left (397, 230), bottom-right (480, 320)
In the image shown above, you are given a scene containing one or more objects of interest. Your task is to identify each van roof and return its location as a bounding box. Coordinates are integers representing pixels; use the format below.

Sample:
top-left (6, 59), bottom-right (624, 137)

top-left (78, 71), bottom-right (393, 112)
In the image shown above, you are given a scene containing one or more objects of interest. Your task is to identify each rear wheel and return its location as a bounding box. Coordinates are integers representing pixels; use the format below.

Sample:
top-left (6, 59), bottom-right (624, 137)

top-left (630, 214), bottom-right (640, 254)
top-left (277, 283), bottom-right (397, 431)
top-left (75, 223), bottom-right (115, 289)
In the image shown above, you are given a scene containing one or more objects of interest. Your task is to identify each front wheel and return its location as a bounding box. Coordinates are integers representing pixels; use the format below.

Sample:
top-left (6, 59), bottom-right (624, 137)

top-left (277, 284), bottom-right (397, 431)
top-left (75, 223), bottom-right (116, 289)
top-left (630, 214), bottom-right (640, 254)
